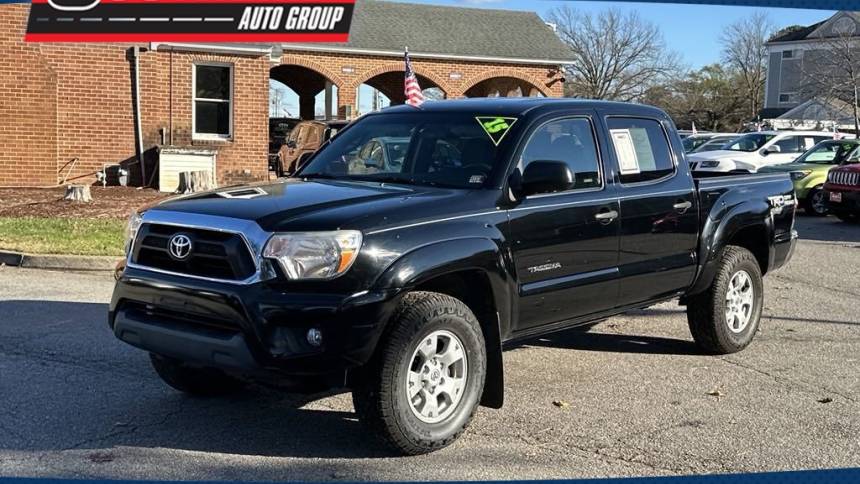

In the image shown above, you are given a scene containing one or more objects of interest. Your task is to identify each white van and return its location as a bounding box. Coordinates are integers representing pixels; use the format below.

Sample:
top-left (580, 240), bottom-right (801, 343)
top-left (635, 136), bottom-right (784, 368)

top-left (688, 131), bottom-right (838, 172)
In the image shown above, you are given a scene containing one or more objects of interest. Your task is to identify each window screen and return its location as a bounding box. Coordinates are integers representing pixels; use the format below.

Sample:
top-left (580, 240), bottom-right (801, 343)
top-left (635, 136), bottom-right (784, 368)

top-left (607, 117), bottom-right (675, 184)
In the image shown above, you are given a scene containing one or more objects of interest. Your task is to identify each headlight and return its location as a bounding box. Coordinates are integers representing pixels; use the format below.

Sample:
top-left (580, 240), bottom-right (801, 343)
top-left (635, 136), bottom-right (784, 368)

top-left (790, 170), bottom-right (812, 181)
top-left (263, 231), bottom-right (362, 280)
top-left (700, 160), bottom-right (721, 168)
top-left (124, 211), bottom-right (143, 254)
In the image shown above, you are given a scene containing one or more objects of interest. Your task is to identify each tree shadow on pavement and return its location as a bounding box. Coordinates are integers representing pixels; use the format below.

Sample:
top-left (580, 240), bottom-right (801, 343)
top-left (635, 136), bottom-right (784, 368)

top-left (0, 299), bottom-right (397, 459)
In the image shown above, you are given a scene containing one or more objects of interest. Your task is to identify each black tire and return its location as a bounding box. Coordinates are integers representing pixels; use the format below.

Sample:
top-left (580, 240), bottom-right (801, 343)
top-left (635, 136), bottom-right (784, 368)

top-left (802, 188), bottom-right (828, 216)
top-left (352, 291), bottom-right (486, 455)
top-left (686, 246), bottom-right (764, 355)
top-left (149, 353), bottom-right (245, 397)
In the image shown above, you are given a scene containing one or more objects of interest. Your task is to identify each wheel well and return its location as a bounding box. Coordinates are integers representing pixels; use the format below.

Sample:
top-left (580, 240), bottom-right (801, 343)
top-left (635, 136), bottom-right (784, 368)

top-left (414, 270), bottom-right (504, 408)
top-left (727, 225), bottom-right (769, 275)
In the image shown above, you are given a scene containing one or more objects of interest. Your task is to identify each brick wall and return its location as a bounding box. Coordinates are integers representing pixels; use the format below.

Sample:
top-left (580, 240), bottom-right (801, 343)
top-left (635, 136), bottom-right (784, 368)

top-left (0, 3), bottom-right (564, 187)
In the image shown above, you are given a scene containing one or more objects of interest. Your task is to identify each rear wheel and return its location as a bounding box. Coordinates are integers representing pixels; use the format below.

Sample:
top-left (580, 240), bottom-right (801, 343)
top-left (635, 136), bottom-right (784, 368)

top-left (352, 291), bottom-right (486, 455)
top-left (149, 353), bottom-right (245, 397)
top-left (803, 188), bottom-right (828, 216)
top-left (686, 246), bottom-right (763, 354)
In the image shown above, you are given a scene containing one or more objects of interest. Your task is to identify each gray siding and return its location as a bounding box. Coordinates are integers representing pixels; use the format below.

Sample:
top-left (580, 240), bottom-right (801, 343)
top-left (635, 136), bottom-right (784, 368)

top-left (766, 52), bottom-right (782, 108)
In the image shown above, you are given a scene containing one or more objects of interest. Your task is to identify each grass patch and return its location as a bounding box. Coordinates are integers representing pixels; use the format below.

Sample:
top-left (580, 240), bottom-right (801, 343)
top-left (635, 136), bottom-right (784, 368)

top-left (0, 217), bottom-right (125, 256)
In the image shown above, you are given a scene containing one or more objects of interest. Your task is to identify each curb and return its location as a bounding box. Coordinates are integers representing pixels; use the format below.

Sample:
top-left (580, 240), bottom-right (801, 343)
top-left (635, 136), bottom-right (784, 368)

top-left (0, 250), bottom-right (119, 271)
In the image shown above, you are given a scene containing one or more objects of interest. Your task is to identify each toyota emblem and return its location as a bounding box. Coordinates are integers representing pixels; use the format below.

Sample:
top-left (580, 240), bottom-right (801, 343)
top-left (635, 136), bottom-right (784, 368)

top-left (168, 234), bottom-right (193, 261)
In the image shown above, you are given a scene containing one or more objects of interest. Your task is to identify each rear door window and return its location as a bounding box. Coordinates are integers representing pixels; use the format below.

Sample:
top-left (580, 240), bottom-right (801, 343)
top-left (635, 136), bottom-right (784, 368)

top-left (606, 117), bottom-right (675, 184)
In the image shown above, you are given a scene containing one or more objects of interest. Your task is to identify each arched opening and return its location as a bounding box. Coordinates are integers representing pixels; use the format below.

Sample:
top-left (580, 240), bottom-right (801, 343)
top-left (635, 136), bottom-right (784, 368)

top-left (269, 64), bottom-right (339, 120)
top-left (357, 71), bottom-right (445, 115)
top-left (464, 76), bottom-right (546, 98)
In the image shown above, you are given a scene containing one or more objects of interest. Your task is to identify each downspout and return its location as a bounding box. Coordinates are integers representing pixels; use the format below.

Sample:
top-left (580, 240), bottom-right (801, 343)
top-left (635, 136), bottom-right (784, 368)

top-left (132, 46), bottom-right (146, 187)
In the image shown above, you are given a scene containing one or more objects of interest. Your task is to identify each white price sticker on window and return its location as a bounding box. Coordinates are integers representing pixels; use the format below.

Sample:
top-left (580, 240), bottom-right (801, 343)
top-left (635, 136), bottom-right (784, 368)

top-left (610, 129), bottom-right (641, 175)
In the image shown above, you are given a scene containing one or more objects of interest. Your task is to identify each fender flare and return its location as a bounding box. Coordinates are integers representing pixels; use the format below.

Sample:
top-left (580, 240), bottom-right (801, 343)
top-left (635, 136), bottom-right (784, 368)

top-left (688, 198), bottom-right (773, 296)
top-left (373, 237), bottom-right (512, 409)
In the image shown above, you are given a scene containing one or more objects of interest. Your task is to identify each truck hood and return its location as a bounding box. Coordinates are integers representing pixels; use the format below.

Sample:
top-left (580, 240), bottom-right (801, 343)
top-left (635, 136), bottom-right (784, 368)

top-left (147, 179), bottom-right (486, 233)
top-left (687, 150), bottom-right (755, 162)
top-left (832, 163), bottom-right (860, 173)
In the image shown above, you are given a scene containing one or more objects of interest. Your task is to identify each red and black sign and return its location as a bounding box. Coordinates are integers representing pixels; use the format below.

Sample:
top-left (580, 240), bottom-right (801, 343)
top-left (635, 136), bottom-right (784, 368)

top-left (26, 0), bottom-right (354, 42)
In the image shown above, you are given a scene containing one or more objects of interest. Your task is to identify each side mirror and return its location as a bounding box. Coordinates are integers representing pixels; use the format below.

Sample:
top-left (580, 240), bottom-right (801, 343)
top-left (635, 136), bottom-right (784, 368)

top-left (520, 161), bottom-right (574, 197)
top-left (762, 145), bottom-right (781, 156)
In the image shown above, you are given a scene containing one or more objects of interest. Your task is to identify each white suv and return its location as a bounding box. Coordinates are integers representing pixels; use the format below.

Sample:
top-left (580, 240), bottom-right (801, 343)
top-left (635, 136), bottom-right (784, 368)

top-left (688, 131), bottom-right (837, 172)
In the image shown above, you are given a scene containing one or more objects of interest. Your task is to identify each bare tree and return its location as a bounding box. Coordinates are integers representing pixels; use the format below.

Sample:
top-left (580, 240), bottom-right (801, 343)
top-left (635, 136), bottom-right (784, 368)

top-left (799, 21), bottom-right (860, 134)
top-left (547, 7), bottom-right (680, 102)
top-left (720, 12), bottom-right (773, 120)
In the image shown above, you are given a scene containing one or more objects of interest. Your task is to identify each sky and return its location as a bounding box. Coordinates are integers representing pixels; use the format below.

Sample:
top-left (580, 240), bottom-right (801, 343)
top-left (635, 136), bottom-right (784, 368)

top-left (270, 1), bottom-right (837, 118)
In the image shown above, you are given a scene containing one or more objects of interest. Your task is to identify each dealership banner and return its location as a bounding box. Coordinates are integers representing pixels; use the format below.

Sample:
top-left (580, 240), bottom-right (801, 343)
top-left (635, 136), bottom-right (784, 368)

top-left (23, 0), bottom-right (353, 42)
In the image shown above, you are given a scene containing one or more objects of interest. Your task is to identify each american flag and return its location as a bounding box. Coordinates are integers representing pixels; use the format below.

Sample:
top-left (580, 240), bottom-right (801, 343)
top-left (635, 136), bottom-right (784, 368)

top-left (404, 48), bottom-right (424, 107)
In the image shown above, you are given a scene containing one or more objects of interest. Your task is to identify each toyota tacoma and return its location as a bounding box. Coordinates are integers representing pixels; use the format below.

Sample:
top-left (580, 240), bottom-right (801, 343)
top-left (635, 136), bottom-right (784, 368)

top-left (110, 99), bottom-right (797, 455)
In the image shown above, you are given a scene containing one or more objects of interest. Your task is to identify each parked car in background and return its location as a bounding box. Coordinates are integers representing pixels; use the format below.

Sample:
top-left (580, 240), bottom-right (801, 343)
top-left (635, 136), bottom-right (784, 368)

top-left (269, 117), bottom-right (301, 172)
top-left (824, 156), bottom-right (860, 222)
top-left (277, 119), bottom-right (350, 176)
top-left (688, 131), bottom-right (836, 173)
top-left (682, 133), bottom-right (736, 153)
top-left (760, 139), bottom-right (860, 216)
top-left (690, 134), bottom-right (741, 154)
top-left (677, 129), bottom-right (704, 139)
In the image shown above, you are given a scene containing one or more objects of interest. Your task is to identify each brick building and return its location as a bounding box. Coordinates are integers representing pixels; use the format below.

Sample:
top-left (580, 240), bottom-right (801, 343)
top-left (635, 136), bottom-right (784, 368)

top-left (0, 1), bottom-right (570, 188)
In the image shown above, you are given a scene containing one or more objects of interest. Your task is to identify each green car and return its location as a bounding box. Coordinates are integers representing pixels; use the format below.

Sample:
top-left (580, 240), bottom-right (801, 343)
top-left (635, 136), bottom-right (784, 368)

top-left (760, 139), bottom-right (860, 216)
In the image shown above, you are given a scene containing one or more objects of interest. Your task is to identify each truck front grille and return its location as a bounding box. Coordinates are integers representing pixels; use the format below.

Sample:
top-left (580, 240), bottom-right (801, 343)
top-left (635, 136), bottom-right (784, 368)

top-left (829, 170), bottom-right (860, 186)
top-left (131, 223), bottom-right (257, 281)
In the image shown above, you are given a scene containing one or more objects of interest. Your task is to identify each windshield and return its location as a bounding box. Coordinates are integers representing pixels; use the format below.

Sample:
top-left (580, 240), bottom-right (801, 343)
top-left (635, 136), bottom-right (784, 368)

top-left (682, 135), bottom-right (713, 152)
top-left (794, 141), bottom-right (860, 165)
top-left (724, 133), bottom-right (775, 152)
top-left (299, 113), bottom-right (512, 188)
top-left (693, 137), bottom-right (739, 152)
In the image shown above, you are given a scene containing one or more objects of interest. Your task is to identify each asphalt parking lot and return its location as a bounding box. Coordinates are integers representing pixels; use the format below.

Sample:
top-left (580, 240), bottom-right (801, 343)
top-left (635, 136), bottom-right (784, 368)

top-left (0, 215), bottom-right (858, 481)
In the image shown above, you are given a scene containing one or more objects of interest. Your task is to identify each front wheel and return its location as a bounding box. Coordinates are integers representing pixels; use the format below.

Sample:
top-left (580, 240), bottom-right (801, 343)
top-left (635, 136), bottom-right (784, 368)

top-left (803, 188), bottom-right (828, 216)
top-left (686, 246), bottom-right (764, 354)
top-left (352, 291), bottom-right (486, 455)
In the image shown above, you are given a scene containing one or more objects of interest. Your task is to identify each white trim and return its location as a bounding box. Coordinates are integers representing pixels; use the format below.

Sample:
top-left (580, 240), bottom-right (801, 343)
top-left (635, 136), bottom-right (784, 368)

top-left (192, 61), bottom-right (234, 141)
top-left (150, 41), bottom-right (570, 65)
top-left (279, 43), bottom-right (572, 66)
top-left (151, 42), bottom-right (272, 56)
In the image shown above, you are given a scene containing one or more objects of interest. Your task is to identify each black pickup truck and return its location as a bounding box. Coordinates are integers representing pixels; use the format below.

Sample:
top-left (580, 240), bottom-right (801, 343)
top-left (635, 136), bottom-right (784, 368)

top-left (110, 99), bottom-right (797, 455)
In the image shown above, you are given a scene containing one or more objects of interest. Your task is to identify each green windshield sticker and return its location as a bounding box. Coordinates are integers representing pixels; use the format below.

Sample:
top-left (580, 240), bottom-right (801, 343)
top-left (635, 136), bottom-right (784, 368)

top-left (476, 116), bottom-right (518, 146)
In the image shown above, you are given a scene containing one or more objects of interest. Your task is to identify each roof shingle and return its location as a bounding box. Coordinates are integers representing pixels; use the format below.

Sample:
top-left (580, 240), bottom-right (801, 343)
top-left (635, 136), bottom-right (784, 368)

top-left (285, 0), bottom-right (573, 63)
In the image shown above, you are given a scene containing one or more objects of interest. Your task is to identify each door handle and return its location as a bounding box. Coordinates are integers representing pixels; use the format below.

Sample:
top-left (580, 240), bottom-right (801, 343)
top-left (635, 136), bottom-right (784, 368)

top-left (594, 209), bottom-right (618, 223)
top-left (673, 200), bottom-right (693, 213)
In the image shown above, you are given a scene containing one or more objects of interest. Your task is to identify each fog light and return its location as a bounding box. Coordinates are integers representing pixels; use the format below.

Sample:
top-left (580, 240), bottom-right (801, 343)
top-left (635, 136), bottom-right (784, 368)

top-left (306, 328), bottom-right (323, 347)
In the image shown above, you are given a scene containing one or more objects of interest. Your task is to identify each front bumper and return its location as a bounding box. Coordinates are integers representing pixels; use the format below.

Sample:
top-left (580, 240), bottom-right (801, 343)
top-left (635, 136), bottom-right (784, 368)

top-left (109, 266), bottom-right (400, 377)
top-left (824, 187), bottom-right (860, 214)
